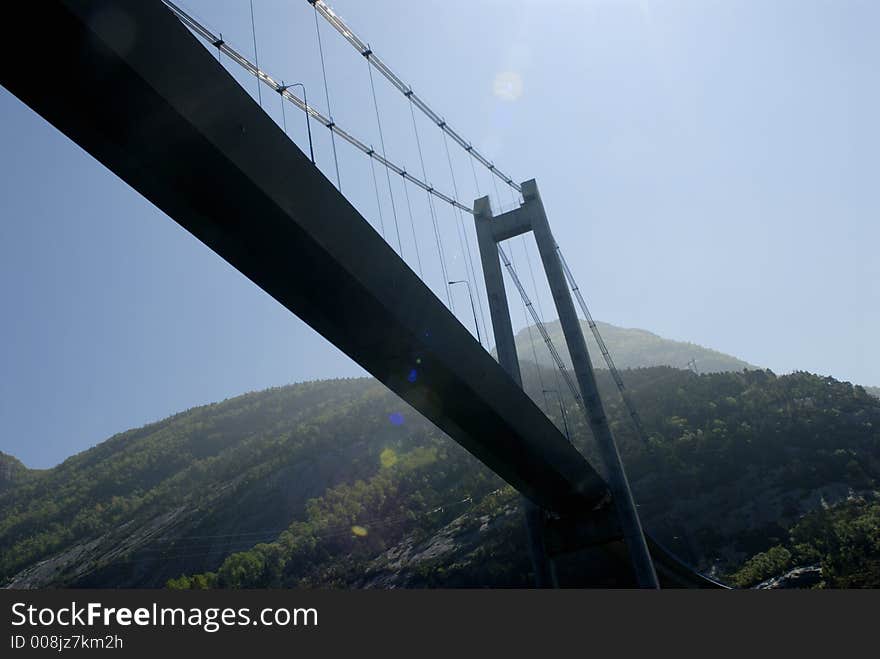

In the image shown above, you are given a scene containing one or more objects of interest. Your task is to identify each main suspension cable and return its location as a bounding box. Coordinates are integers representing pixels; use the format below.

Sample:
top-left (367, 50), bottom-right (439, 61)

top-left (162, 0), bottom-right (471, 213)
top-left (408, 94), bottom-right (453, 309)
top-left (163, 0), bottom-right (583, 393)
top-left (308, 0), bottom-right (522, 195)
top-left (304, 1), bottom-right (638, 405)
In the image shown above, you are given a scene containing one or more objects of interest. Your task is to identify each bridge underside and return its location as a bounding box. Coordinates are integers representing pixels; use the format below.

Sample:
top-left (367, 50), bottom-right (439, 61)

top-left (0, 0), bottom-right (722, 588)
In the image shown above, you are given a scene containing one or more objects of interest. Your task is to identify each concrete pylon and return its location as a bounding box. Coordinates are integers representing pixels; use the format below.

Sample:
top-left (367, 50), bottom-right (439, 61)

top-left (473, 181), bottom-right (659, 589)
top-left (474, 195), bottom-right (556, 588)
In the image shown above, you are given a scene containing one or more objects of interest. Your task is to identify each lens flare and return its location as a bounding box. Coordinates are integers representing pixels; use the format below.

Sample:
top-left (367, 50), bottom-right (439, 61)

top-left (380, 447), bottom-right (398, 468)
top-left (492, 71), bottom-right (523, 101)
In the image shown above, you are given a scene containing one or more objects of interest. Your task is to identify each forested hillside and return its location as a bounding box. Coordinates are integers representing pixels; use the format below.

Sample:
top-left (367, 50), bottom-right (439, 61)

top-left (0, 379), bottom-right (453, 587)
top-left (730, 497), bottom-right (880, 588)
top-left (0, 452), bottom-right (34, 493)
top-left (2, 365), bottom-right (877, 589)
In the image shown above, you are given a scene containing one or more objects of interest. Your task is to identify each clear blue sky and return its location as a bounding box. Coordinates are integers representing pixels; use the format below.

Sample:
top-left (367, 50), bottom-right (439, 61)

top-left (2, 0), bottom-right (877, 468)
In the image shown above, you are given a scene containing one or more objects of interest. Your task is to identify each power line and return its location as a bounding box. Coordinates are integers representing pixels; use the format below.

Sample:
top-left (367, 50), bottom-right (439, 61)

top-left (521, 299), bottom-right (550, 412)
top-left (249, 0), bottom-right (262, 107)
top-left (279, 85), bottom-right (287, 133)
top-left (497, 243), bottom-right (582, 408)
top-left (465, 149), bottom-right (494, 344)
top-left (311, 0), bottom-right (341, 189)
top-left (368, 146), bottom-right (387, 238)
top-left (517, 239), bottom-right (551, 414)
top-left (519, 235), bottom-right (570, 425)
top-left (468, 154), bottom-right (481, 199)
top-left (555, 245), bottom-right (649, 443)
top-left (442, 131), bottom-right (488, 345)
top-left (365, 47), bottom-right (403, 255)
top-left (400, 169), bottom-right (424, 277)
top-left (491, 174), bottom-right (504, 215)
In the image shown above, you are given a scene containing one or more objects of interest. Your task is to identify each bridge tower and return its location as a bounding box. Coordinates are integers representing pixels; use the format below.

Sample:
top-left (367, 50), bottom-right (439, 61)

top-left (474, 180), bottom-right (659, 588)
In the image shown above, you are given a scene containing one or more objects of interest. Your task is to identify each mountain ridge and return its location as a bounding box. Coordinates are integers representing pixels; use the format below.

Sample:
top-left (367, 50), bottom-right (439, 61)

top-left (0, 452), bottom-right (34, 493)
top-left (513, 319), bottom-right (755, 373)
top-left (3, 366), bottom-right (878, 589)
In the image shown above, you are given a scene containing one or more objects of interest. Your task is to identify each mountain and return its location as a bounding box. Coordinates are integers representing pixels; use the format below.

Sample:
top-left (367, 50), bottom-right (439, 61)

top-left (513, 319), bottom-right (755, 373)
top-left (0, 379), bottom-right (456, 588)
top-left (2, 365), bottom-right (878, 589)
top-left (866, 386), bottom-right (880, 399)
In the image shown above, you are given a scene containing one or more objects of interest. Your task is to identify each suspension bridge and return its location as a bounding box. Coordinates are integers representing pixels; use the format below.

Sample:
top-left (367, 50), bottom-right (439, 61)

top-left (0, 0), bottom-right (725, 588)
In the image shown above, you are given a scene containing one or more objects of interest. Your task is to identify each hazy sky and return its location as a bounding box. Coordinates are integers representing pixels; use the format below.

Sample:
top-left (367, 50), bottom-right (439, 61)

top-left (2, 0), bottom-right (877, 468)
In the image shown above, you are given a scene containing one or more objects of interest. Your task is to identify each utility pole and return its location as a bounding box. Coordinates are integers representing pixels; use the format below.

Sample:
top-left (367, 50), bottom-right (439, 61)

top-left (277, 81), bottom-right (315, 164)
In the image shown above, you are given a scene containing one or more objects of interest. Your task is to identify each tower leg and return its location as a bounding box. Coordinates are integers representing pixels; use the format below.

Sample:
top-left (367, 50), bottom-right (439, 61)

top-left (474, 195), bottom-right (555, 588)
top-left (524, 180), bottom-right (659, 588)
